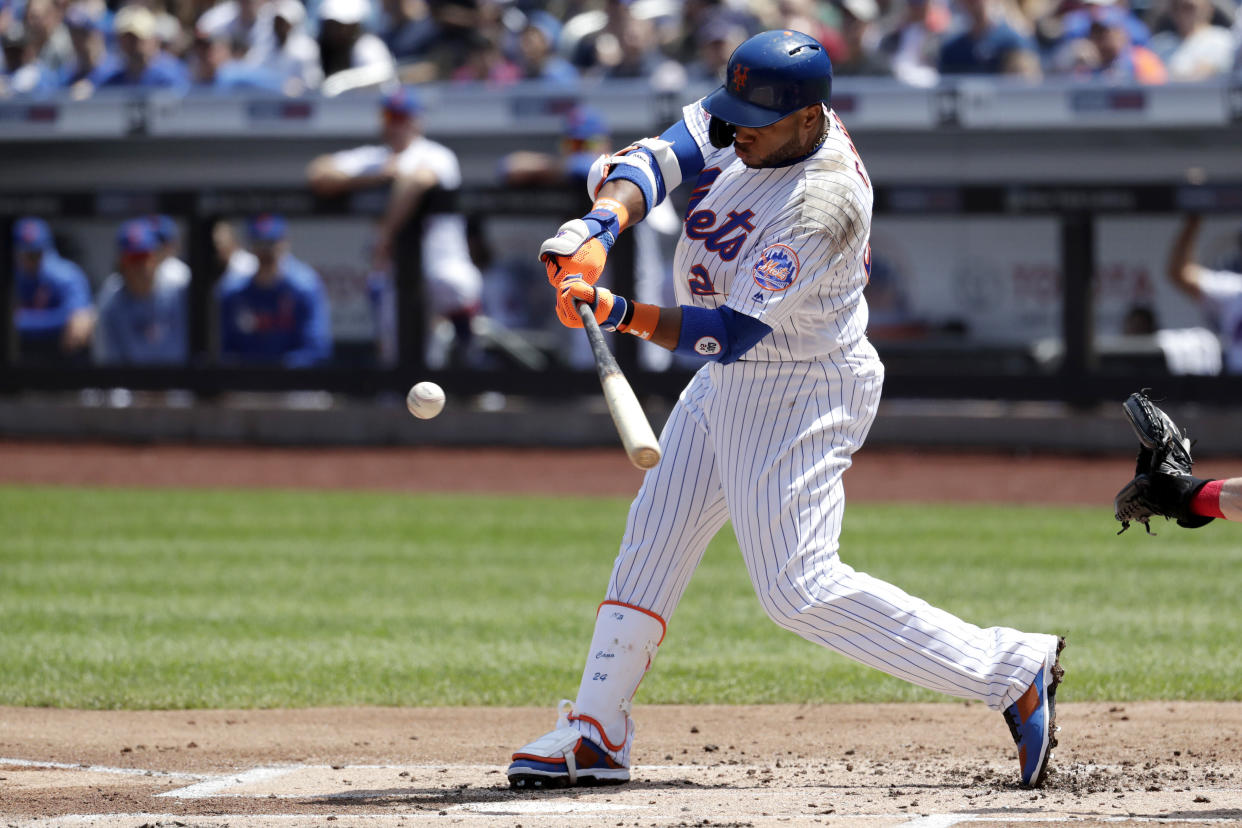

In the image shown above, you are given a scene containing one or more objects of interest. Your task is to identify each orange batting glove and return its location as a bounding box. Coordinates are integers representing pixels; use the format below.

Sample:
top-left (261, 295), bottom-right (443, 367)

top-left (539, 198), bottom-right (630, 287)
top-left (556, 277), bottom-right (624, 329)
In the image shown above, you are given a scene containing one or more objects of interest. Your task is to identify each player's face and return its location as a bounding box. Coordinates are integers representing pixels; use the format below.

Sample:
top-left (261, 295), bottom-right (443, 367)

top-left (17, 250), bottom-right (42, 275)
top-left (382, 111), bottom-right (416, 150)
top-left (731, 106), bottom-right (822, 169)
top-left (119, 251), bottom-right (157, 293)
top-left (252, 239), bottom-right (288, 272)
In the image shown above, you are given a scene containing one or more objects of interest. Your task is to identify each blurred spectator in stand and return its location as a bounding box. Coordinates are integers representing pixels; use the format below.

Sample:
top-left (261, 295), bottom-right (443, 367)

top-left (149, 214), bottom-right (190, 288)
top-left (667, 0), bottom-right (758, 65)
top-left (86, 5), bottom-right (189, 90)
top-left (770, 0), bottom-right (849, 64)
top-left (1048, 5), bottom-right (1166, 82)
top-left (216, 213), bottom-right (333, 367)
top-left (513, 10), bottom-right (578, 83)
top-left (450, 28), bottom-right (518, 85)
top-left (379, 0), bottom-right (435, 61)
top-left (246, 0), bottom-right (322, 93)
top-left (1002, 40), bottom-right (1045, 79)
top-left (317, 0), bottom-right (395, 93)
top-left (567, 0), bottom-right (634, 74)
top-left (395, 0), bottom-right (479, 83)
top-left (682, 13), bottom-right (749, 83)
top-left (1, 21), bottom-right (60, 96)
top-left (594, 13), bottom-right (677, 79)
top-left (12, 216), bottom-right (95, 363)
top-left (1048, 0), bottom-right (1151, 53)
top-left (196, 0), bottom-right (273, 55)
top-left (1148, 0), bottom-right (1234, 79)
top-left (834, 0), bottom-right (892, 75)
top-left (1167, 213), bottom-right (1242, 374)
top-left (877, 0), bottom-right (951, 86)
top-left (128, 0), bottom-right (186, 58)
top-left (22, 0), bottom-right (72, 73)
top-left (189, 25), bottom-right (285, 90)
top-left (60, 4), bottom-right (110, 91)
top-left (94, 218), bottom-right (188, 365)
top-left (0, 0), bottom-right (13, 38)
top-left (306, 88), bottom-right (481, 367)
top-left (938, 0), bottom-right (1039, 74)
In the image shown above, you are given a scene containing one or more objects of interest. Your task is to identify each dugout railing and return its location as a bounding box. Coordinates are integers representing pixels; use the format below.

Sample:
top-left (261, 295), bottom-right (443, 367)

top-left (4, 179), bottom-right (1242, 405)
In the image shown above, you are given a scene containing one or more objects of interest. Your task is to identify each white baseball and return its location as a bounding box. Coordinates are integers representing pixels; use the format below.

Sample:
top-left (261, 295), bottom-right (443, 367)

top-left (406, 381), bottom-right (445, 419)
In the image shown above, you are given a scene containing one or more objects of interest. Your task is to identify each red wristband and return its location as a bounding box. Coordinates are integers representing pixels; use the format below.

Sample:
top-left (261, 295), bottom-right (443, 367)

top-left (1190, 479), bottom-right (1225, 519)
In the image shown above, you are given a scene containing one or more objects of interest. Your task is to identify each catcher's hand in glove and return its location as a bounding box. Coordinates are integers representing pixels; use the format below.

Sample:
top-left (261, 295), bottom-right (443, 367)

top-left (1114, 390), bottom-right (1215, 534)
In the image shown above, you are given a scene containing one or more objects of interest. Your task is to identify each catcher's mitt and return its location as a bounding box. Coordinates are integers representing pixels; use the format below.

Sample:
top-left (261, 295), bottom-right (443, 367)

top-left (1114, 390), bottom-right (1215, 534)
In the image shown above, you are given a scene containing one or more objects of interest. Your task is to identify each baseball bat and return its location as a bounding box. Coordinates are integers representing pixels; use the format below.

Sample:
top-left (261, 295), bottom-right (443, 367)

top-left (575, 300), bottom-right (661, 470)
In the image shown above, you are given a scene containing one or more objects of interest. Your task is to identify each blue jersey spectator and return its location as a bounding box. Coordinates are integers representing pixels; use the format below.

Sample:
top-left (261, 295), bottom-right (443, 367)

top-left (2, 20), bottom-right (60, 96)
top-left (514, 11), bottom-right (578, 85)
top-left (88, 5), bottom-right (189, 90)
top-left (938, 0), bottom-right (1037, 74)
top-left (216, 214), bottom-right (332, 367)
top-left (59, 4), bottom-right (110, 87)
top-left (379, 0), bottom-right (436, 61)
top-left (189, 27), bottom-right (286, 92)
top-left (94, 219), bottom-right (188, 365)
top-left (1060, 4), bottom-right (1150, 47)
top-left (12, 216), bottom-right (95, 361)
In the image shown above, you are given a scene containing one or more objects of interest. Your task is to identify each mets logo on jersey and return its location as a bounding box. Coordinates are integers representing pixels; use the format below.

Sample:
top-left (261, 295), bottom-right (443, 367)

top-left (752, 244), bottom-right (799, 291)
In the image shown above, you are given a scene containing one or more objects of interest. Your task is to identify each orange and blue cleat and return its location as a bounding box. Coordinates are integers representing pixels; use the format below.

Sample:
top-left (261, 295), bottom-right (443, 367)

top-left (1003, 636), bottom-right (1066, 788)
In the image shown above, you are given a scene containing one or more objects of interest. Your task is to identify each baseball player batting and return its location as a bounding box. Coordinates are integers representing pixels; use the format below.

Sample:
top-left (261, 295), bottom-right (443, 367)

top-left (509, 30), bottom-right (1066, 791)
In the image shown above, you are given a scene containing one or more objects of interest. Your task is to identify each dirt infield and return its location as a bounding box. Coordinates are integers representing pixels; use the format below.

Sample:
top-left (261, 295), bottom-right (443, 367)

top-left (3, 703), bottom-right (1241, 826)
top-left (3, 441), bottom-right (1241, 827)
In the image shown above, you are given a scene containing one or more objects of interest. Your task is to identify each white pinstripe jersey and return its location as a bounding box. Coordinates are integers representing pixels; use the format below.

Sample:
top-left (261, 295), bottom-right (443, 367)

top-left (671, 101), bottom-right (873, 362)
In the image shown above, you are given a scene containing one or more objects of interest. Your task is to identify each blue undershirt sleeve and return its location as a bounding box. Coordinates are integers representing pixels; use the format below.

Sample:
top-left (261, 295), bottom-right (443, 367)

top-left (673, 305), bottom-right (771, 364)
top-left (657, 120), bottom-right (706, 186)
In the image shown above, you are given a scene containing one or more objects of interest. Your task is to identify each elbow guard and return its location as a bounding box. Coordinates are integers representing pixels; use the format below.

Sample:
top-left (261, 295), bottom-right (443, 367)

top-left (586, 136), bottom-right (686, 214)
top-left (673, 305), bottom-right (770, 364)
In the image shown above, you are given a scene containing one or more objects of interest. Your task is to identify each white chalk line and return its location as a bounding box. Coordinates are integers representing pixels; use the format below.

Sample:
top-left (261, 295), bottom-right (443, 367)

top-left (155, 765), bottom-right (302, 798)
top-left (0, 756), bottom-right (203, 780)
top-left (13, 813), bottom-right (1242, 826)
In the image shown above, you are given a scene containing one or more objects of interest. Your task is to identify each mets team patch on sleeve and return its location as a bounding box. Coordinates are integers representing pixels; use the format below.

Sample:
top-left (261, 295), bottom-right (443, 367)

top-left (752, 244), bottom-right (799, 291)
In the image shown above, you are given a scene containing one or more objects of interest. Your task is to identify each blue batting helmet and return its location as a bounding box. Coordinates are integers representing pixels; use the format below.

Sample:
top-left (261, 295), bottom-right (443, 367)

top-left (703, 29), bottom-right (833, 130)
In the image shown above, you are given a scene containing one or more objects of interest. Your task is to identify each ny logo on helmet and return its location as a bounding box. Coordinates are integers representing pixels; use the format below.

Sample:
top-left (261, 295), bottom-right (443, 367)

top-left (731, 64), bottom-right (749, 91)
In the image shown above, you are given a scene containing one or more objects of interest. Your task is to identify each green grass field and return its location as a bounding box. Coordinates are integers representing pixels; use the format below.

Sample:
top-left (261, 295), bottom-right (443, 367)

top-left (2, 485), bottom-right (1239, 709)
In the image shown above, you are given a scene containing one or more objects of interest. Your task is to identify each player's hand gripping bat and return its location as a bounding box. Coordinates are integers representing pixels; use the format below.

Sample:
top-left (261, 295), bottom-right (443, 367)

top-left (573, 299), bottom-right (661, 470)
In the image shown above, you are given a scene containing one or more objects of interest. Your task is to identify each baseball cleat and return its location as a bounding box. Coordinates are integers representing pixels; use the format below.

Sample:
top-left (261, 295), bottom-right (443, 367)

top-left (508, 727), bottom-right (630, 789)
top-left (1003, 636), bottom-right (1065, 788)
